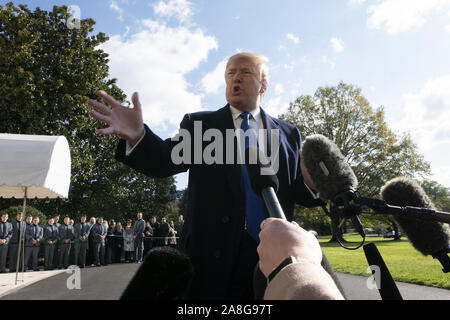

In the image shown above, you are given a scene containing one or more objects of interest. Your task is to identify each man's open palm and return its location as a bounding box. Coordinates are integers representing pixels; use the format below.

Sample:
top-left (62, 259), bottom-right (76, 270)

top-left (87, 90), bottom-right (144, 146)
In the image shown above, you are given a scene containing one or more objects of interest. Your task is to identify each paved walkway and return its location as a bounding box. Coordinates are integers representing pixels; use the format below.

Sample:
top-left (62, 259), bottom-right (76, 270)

top-left (335, 272), bottom-right (450, 300)
top-left (0, 269), bottom-right (67, 298)
top-left (1, 265), bottom-right (449, 300)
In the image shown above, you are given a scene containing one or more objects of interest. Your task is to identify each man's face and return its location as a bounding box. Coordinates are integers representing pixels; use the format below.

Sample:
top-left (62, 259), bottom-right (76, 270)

top-left (162, 218), bottom-right (166, 223)
top-left (151, 217), bottom-right (156, 224)
top-left (64, 217), bottom-right (70, 225)
top-left (98, 218), bottom-right (103, 224)
top-left (16, 213), bottom-right (23, 221)
top-left (225, 56), bottom-right (265, 112)
top-left (54, 216), bottom-right (59, 223)
top-left (33, 218), bottom-right (39, 225)
top-left (137, 213), bottom-right (142, 220)
top-left (48, 218), bottom-right (54, 225)
top-left (178, 215), bottom-right (183, 222)
top-left (1, 214), bottom-right (7, 222)
top-left (90, 217), bottom-right (95, 223)
top-left (26, 216), bottom-right (32, 224)
top-left (81, 216), bottom-right (86, 223)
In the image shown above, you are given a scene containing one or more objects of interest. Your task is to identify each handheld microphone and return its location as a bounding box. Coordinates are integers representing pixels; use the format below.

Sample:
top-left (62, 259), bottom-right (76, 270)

top-left (120, 246), bottom-right (194, 300)
top-left (301, 134), bottom-right (364, 237)
top-left (380, 177), bottom-right (450, 273)
top-left (245, 146), bottom-right (347, 299)
top-left (245, 146), bottom-right (285, 220)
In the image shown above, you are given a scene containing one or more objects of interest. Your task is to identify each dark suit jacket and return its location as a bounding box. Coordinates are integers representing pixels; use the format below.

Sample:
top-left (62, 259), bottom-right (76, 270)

top-left (115, 104), bottom-right (321, 299)
top-left (25, 224), bottom-right (43, 247)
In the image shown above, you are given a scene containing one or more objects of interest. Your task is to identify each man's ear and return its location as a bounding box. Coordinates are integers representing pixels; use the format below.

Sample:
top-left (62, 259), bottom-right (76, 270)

top-left (260, 82), bottom-right (267, 94)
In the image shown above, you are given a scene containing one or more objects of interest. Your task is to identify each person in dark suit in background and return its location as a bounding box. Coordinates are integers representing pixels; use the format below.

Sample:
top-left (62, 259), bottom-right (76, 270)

top-left (74, 215), bottom-right (90, 268)
top-left (86, 217), bottom-right (96, 266)
top-left (58, 216), bottom-right (74, 269)
top-left (92, 217), bottom-right (107, 266)
top-left (133, 213), bottom-right (145, 263)
top-left (158, 217), bottom-right (170, 247)
top-left (9, 212), bottom-right (24, 273)
top-left (88, 52), bottom-right (325, 299)
top-left (149, 216), bottom-right (160, 248)
top-left (143, 221), bottom-right (153, 257)
top-left (24, 217), bottom-right (43, 271)
top-left (113, 222), bottom-right (123, 263)
top-left (43, 218), bottom-right (58, 270)
top-left (0, 213), bottom-right (12, 273)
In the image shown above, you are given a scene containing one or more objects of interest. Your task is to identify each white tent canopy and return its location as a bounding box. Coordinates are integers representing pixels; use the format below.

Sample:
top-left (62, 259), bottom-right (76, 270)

top-left (0, 133), bottom-right (71, 199)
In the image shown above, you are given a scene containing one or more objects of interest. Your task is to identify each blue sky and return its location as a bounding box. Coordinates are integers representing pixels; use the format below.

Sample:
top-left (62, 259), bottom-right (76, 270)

top-left (10, 0), bottom-right (450, 190)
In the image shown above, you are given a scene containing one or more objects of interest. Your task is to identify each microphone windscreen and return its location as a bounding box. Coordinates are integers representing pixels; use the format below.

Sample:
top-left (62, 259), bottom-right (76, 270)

top-left (120, 246), bottom-right (194, 300)
top-left (302, 134), bottom-right (358, 202)
top-left (380, 177), bottom-right (450, 256)
top-left (245, 146), bottom-right (279, 194)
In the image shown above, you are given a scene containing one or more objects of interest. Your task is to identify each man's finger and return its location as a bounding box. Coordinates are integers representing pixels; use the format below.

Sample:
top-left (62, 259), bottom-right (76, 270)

top-left (96, 90), bottom-right (122, 109)
top-left (87, 99), bottom-right (112, 115)
top-left (89, 110), bottom-right (110, 124)
top-left (98, 126), bottom-right (115, 135)
top-left (131, 92), bottom-right (142, 111)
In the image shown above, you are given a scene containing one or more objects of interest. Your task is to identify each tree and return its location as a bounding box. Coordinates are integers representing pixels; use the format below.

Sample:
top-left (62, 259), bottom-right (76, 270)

top-left (421, 179), bottom-right (450, 212)
top-left (280, 82), bottom-right (431, 241)
top-left (0, 3), bottom-right (176, 222)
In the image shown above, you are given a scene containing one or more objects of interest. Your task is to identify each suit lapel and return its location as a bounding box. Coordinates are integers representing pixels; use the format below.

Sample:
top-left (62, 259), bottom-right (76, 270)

top-left (212, 105), bottom-right (244, 202)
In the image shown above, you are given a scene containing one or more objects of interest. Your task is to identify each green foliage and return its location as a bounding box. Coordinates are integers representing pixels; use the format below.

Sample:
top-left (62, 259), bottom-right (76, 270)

top-left (280, 82), bottom-right (431, 236)
top-left (421, 179), bottom-right (450, 212)
top-left (0, 3), bottom-right (177, 223)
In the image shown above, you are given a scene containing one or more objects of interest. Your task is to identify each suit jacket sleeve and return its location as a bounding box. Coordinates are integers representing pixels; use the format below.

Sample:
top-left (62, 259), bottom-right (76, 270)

top-left (115, 114), bottom-right (193, 178)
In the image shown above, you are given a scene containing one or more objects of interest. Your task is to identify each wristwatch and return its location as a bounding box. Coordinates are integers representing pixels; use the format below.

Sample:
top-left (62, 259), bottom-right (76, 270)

top-left (267, 256), bottom-right (297, 284)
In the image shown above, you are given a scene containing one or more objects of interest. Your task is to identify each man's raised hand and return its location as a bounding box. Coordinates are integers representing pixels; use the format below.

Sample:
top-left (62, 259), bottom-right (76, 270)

top-left (87, 90), bottom-right (145, 147)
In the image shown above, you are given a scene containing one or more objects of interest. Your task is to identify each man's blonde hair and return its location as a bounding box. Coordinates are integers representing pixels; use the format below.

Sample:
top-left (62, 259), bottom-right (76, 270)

top-left (226, 52), bottom-right (269, 101)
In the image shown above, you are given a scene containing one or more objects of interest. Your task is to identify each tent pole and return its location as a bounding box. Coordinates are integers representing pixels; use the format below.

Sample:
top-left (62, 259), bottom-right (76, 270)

top-left (15, 187), bottom-right (27, 285)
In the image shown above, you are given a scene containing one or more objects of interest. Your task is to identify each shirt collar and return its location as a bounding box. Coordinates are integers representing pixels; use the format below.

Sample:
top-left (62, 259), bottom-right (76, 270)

top-left (229, 105), bottom-right (261, 123)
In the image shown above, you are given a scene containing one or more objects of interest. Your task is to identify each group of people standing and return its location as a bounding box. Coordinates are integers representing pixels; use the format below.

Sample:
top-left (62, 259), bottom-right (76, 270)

top-left (0, 211), bottom-right (184, 272)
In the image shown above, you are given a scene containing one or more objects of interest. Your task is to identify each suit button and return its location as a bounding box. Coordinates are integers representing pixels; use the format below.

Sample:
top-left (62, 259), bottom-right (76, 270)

top-left (214, 250), bottom-right (221, 259)
top-left (222, 216), bottom-right (230, 224)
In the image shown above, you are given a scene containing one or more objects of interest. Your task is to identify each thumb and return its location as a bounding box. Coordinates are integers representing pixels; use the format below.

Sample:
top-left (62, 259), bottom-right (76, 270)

top-left (131, 92), bottom-right (142, 110)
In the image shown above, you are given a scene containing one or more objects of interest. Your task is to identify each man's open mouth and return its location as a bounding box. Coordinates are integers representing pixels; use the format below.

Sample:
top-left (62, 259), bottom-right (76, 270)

top-left (233, 85), bottom-right (241, 94)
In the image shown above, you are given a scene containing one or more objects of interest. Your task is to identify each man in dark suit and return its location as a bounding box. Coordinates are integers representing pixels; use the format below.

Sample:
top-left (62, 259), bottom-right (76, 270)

top-left (9, 212), bottom-right (25, 273)
top-left (24, 217), bottom-right (43, 271)
top-left (92, 217), bottom-right (107, 266)
top-left (43, 218), bottom-right (58, 270)
top-left (0, 213), bottom-right (12, 273)
top-left (132, 213), bottom-right (145, 263)
top-left (74, 215), bottom-right (90, 268)
top-left (87, 52), bottom-right (325, 299)
top-left (58, 216), bottom-right (74, 269)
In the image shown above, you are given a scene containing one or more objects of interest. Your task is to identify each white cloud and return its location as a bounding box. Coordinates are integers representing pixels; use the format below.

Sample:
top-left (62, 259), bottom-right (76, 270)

top-left (152, 0), bottom-right (194, 23)
top-left (274, 84), bottom-right (285, 95)
top-left (330, 37), bottom-right (344, 53)
top-left (446, 24), bottom-right (450, 33)
top-left (100, 18), bottom-right (218, 130)
top-left (348, 0), bottom-right (366, 5)
top-left (200, 59), bottom-right (227, 95)
top-left (286, 33), bottom-right (300, 44)
top-left (367, 0), bottom-right (450, 34)
top-left (397, 75), bottom-right (450, 148)
top-left (110, 1), bottom-right (124, 21)
top-left (321, 55), bottom-right (336, 69)
top-left (393, 75), bottom-right (450, 186)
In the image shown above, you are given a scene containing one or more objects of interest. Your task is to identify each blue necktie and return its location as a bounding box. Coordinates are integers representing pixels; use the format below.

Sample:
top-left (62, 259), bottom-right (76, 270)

top-left (240, 112), bottom-right (267, 242)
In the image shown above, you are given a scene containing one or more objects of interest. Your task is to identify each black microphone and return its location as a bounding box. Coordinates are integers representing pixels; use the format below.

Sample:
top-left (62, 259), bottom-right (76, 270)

top-left (245, 146), bottom-right (347, 299)
top-left (363, 243), bottom-right (403, 300)
top-left (301, 134), bottom-right (364, 237)
top-left (245, 146), bottom-right (285, 220)
top-left (120, 246), bottom-right (194, 300)
top-left (380, 177), bottom-right (450, 273)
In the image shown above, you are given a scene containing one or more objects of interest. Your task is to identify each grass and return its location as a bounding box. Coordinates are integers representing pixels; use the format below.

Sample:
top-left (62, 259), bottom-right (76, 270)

top-left (319, 234), bottom-right (450, 289)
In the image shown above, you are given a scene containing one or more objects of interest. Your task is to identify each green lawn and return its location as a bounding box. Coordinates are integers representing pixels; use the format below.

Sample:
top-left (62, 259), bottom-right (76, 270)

top-left (319, 234), bottom-right (450, 289)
